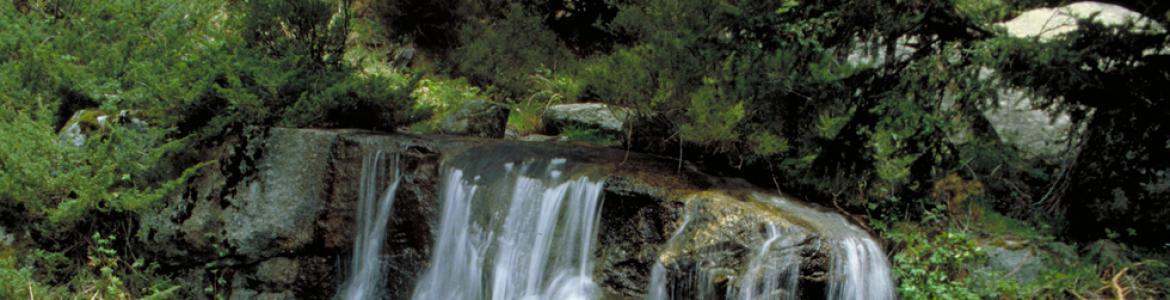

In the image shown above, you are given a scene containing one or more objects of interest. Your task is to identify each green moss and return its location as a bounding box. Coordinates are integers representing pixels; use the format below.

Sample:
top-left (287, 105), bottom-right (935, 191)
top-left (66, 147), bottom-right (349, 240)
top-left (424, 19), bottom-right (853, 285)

top-left (560, 126), bottom-right (619, 146)
top-left (980, 210), bottom-right (1044, 241)
top-left (507, 101), bottom-right (545, 135)
top-left (405, 74), bottom-right (486, 134)
top-left (880, 203), bottom-right (1170, 300)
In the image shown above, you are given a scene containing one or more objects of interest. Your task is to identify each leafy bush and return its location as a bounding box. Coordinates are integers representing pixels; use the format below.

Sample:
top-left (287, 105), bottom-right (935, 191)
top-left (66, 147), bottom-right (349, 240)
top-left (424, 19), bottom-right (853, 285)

top-left (525, 66), bottom-right (581, 105)
top-left (449, 3), bottom-right (574, 98)
top-left (879, 198), bottom-right (1169, 300)
top-left (1, 0), bottom-right (423, 298)
top-left (0, 255), bottom-right (60, 300)
top-left (242, 0), bottom-right (349, 69)
top-left (506, 100), bottom-right (546, 135)
top-left (886, 225), bottom-right (990, 300)
top-left (576, 48), bottom-right (658, 110)
top-left (412, 76), bottom-right (482, 113)
top-left (0, 110), bottom-right (196, 236)
top-left (369, 0), bottom-right (465, 51)
top-left (281, 72), bottom-right (422, 130)
top-left (956, 0), bottom-right (1011, 23)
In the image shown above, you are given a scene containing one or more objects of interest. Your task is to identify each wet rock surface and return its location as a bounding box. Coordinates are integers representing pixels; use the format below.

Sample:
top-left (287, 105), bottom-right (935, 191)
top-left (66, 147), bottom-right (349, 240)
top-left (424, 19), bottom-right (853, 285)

top-left (139, 128), bottom-right (446, 299)
top-left (595, 189), bottom-right (835, 299)
top-left (139, 128), bottom-right (872, 299)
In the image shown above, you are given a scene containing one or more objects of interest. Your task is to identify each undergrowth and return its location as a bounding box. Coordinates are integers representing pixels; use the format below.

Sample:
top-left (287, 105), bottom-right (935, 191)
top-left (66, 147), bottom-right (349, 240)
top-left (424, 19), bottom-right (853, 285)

top-left (877, 174), bottom-right (1169, 299)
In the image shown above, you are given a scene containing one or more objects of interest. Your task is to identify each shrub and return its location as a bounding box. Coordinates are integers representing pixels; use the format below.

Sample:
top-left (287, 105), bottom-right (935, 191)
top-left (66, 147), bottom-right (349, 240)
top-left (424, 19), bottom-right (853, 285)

top-left (0, 110), bottom-right (198, 236)
top-left (505, 100), bottom-right (545, 135)
top-left (241, 0), bottom-right (349, 69)
top-left (281, 72), bottom-right (423, 130)
top-left (450, 3), bottom-right (574, 98)
top-left (0, 1), bottom-right (420, 297)
top-left (0, 255), bottom-right (61, 300)
top-left (886, 225), bottom-right (990, 300)
top-left (369, 0), bottom-right (465, 51)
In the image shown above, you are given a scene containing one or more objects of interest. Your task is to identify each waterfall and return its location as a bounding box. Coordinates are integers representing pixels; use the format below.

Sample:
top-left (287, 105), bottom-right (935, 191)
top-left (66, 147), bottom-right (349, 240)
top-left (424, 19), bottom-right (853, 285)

top-left (413, 157), bottom-right (605, 300)
top-left (648, 214), bottom-right (803, 300)
top-left (647, 194), bottom-right (894, 300)
top-left (760, 194), bottom-right (895, 300)
top-left (734, 223), bottom-right (802, 300)
top-left (339, 151), bottom-right (402, 300)
top-left (646, 214), bottom-right (690, 300)
top-left (334, 145), bottom-right (892, 300)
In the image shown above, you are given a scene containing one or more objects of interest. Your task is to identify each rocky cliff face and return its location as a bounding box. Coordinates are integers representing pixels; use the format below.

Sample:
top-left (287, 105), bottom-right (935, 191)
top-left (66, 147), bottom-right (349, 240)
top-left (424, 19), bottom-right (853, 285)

top-left (138, 128), bottom-right (447, 299)
top-left (138, 128), bottom-right (871, 299)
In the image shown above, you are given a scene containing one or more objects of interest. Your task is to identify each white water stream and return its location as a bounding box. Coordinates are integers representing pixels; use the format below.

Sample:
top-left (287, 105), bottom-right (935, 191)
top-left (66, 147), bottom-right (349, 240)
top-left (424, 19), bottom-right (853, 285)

top-left (412, 158), bottom-right (605, 300)
top-left (338, 149), bottom-right (893, 300)
top-left (339, 151), bottom-right (403, 300)
top-left (646, 194), bottom-right (895, 300)
top-left (761, 194), bottom-right (895, 300)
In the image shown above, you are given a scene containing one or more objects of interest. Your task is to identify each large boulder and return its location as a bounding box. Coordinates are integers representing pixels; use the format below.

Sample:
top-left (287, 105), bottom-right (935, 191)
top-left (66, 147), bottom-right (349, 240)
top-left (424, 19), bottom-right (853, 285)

top-left (998, 2), bottom-right (1163, 41)
top-left (138, 128), bottom-right (334, 262)
top-left (221, 129), bottom-right (335, 260)
top-left (592, 170), bottom-right (836, 298)
top-left (596, 187), bottom-right (836, 298)
top-left (542, 103), bottom-right (633, 136)
top-left (982, 246), bottom-right (1044, 284)
top-left (977, 2), bottom-right (1166, 159)
top-left (993, 2), bottom-right (1170, 246)
top-left (435, 99), bottom-right (509, 138)
top-left (979, 88), bottom-right (1076, 159)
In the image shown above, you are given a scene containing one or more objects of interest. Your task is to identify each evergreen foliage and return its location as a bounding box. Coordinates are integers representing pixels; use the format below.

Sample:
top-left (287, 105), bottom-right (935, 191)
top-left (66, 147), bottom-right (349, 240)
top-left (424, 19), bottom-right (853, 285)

top-left (450, 2), bottom-right (573, 98)
top-left (0, 0), bottom-right (420, 297)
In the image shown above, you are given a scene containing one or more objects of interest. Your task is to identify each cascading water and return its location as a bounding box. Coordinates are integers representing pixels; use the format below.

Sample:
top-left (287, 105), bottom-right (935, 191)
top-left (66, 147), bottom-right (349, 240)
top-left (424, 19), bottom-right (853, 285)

top-left (412, 156), bottom-right (605, 300)
top-left (735, 223), bottom-right (803, 300)
top-left (759, 194), bottom-right (895, 300)
top-left (648, 213), bottom-right (804, 300)
top-left (335, 143), bottom-right (892, 300)
top-left (338, 151), bottom-right (402, 300)
top-left (646, 194), bottom-right (894, 300)
top-left (646, 215), bottom-right (690, 300)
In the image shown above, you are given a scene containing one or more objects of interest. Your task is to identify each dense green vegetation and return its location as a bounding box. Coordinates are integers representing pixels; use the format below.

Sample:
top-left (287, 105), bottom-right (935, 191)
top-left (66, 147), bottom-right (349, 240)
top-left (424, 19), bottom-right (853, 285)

top-left (2, 0), bottom-right (1168, 298)
top-left (0, 0), bottom-right (424, 297)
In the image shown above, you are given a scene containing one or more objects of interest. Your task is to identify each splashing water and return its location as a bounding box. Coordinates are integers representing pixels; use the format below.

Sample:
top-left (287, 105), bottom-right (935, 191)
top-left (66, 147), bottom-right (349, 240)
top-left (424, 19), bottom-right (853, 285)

top-left (760, 194), bottom-right (896, 300)
top-left (413, 157), bottom-right (605, 300)
top-left (647, 194), bottom-right (894, 300)
top-left (734, 223), bottom-right (802, 300)
top-left (648, 216), bottom-right (803, 300)
top-left (339, 151), bottom-right (402, 300)
top-left (647, 214), bottom-right (691, 300)
top-left (336, 147), bottom-right (891, 300)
